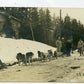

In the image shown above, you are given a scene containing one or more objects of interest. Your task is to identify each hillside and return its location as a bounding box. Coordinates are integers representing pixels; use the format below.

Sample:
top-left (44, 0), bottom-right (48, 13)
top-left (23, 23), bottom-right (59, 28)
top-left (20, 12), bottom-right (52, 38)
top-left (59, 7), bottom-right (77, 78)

top-left (0, 37), bottom-right (56, 63)
top-left (0, 37), bottom-right (84, 82)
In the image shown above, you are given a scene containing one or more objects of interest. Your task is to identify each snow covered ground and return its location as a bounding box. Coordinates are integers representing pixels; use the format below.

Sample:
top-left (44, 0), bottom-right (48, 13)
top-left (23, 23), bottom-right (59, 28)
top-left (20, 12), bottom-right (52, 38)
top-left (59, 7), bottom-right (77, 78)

top-left (0, 37), bottom-right (56, 63)
top-left (0, 37), bottom-right (84, 82)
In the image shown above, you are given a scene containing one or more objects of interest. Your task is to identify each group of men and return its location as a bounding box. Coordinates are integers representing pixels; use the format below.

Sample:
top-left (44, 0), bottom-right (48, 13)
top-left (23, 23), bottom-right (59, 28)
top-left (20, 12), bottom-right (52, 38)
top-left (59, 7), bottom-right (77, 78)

top-left (56, 37), bottom-right (84, 56)
top-left (56, 37), bottom-right (72, 57)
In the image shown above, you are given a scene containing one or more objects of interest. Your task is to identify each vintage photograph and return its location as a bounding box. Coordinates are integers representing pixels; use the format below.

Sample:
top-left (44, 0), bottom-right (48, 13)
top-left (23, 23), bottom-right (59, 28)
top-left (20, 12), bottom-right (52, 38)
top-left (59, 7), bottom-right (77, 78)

top-left (0, 7), bottom-right (84, 82)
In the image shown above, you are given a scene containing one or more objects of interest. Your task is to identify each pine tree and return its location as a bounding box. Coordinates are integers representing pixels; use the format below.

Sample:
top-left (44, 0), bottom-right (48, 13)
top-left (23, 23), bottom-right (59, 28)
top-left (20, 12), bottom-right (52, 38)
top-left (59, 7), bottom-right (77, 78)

top-left (62, 15), bottom-right (71, 40)
top-left (45, 8), bottom-right (52, 44)
top-left (39, 8), bottom-right (46, 43)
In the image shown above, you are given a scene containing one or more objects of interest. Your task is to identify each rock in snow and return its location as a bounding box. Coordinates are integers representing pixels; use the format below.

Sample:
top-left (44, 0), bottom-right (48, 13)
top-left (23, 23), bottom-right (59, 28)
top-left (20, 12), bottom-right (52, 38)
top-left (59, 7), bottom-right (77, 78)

top-left (0, 37), bottom-right (56, 63)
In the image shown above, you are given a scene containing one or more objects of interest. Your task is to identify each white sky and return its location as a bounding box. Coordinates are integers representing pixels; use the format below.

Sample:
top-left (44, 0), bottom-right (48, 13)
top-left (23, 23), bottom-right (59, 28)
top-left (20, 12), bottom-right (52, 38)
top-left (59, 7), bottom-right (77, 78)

top-left (0, 0), bottom-right (84, 24)
top-left (42, 8), bottom-right (84, 24)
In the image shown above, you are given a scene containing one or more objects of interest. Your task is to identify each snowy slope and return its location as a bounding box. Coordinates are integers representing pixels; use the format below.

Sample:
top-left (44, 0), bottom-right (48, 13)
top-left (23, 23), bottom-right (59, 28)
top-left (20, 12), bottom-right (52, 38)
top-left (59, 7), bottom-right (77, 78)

top-left (0, 37), bottom-right (56, 63)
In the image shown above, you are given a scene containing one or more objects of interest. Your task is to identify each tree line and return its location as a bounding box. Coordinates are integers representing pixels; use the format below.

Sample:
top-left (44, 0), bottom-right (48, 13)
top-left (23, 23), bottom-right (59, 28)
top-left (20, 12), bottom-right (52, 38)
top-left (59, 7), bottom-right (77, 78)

top-left (0, 7), bottom-right (84, 49)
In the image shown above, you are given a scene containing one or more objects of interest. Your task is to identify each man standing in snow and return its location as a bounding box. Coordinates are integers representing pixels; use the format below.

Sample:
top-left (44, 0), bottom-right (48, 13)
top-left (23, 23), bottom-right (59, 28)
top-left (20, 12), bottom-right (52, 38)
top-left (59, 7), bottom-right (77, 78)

top-left (56, 37), bottom-right (62, 52)
top-left (61, 37), bottom-right (66, 54)
top-left (66, 39), bottom-right (72, 56)
top-left (77, 39), bottom-right (84, 56)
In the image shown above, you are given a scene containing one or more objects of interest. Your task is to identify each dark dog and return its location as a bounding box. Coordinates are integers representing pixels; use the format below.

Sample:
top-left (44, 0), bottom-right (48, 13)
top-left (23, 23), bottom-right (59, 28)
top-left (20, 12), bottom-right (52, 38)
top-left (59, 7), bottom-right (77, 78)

top-left (38, 51), bottom-right (42, 61)
top-left (16, 53), bottom-right (26, 66)
top-left (38, 51), bottom-right (50, 62)
top-left (48, 50), bottom-right (53, 55)
top-left (38, 51), bottom-right (46, 61)
top-left (26, 52), bottom-right (34, 65)
top-left (48, 49), bottom-right (54, 60)
top-left (16, 52), bottom-right (34, 66)
top-left (54, 51), bottom-right (57, 59)
top-left (38, 51), bottom-right (41, 58)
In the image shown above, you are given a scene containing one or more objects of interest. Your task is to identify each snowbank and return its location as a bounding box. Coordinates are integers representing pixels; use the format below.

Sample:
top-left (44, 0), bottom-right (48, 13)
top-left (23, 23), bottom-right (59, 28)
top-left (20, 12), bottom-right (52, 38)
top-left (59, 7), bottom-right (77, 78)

top-left (0, 37), bottom-right (56, 63)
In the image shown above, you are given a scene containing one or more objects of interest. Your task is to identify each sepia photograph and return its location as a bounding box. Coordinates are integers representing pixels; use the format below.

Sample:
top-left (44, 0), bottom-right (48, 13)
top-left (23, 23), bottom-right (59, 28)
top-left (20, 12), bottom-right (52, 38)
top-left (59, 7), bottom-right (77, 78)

top-left (0, 6), bottom-right (84, 82)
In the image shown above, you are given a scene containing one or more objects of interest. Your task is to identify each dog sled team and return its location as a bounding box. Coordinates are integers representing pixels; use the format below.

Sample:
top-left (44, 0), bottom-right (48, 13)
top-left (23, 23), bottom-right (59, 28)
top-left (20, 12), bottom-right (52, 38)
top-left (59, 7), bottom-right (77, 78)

top-left (16, 37), bottom-right (84, 66)
top-left (0, 37), bottom-right (84, 67)
top-left (0, 50), bottom-right (57, 68)
top-left (16, 50), bottom-right (57, 66)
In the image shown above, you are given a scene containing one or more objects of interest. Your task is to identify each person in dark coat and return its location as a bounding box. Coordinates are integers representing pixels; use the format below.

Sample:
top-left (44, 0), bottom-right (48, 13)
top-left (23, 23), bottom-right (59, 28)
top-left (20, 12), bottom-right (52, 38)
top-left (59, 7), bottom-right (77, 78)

top-left (61, 37), bottom-right (66, 54)
top-left (66, 39), bottom-right (72, 56)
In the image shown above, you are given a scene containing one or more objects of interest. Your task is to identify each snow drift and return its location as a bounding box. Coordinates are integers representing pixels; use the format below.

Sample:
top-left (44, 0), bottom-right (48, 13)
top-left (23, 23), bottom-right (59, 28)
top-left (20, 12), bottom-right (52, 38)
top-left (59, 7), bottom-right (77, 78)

top-left (0, 37), bottom-right (56, 63)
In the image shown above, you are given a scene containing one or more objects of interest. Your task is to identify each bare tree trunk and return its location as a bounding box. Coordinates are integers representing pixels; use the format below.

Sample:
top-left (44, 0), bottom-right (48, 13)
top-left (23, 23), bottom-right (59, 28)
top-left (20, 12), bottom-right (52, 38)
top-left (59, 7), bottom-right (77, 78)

top-left (59, 9), bottom-right (62, 37)
top-left (30, 23), bottom-right (35, 41)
